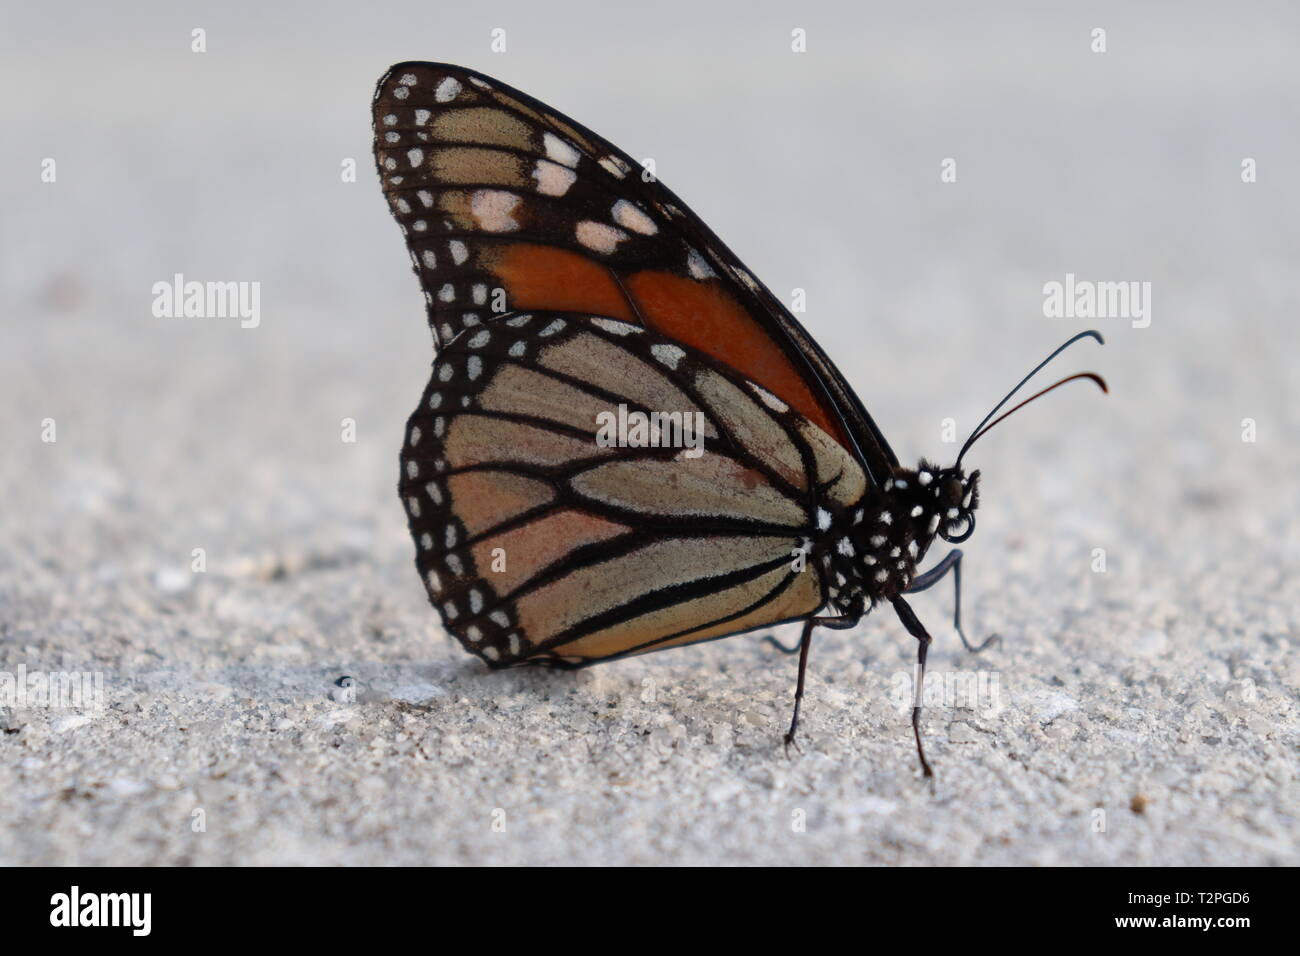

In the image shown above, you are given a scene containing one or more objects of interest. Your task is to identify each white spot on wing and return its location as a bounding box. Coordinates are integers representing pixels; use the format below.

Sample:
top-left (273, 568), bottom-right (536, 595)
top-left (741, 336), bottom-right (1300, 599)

top-left (471, 189), bottom-right (521, 232)
top-left (591, 317), bottom-right (635, 336)
top-left (686, 248), bottom-right (716, 279)
top-left (533, 160), bottom-right (577, 196)
top-left (576, 220), bottom-right (628, 255)
top-left (543, 132), bottom-right (581, 168)
top-left (435, 77), bottom-right (462, 102)
top-left (611, 199), bottom-right (657, 235)
top-left (651, 343), bottom-right (684, 368)
top-left (599, 156), bottom-right (630, 178)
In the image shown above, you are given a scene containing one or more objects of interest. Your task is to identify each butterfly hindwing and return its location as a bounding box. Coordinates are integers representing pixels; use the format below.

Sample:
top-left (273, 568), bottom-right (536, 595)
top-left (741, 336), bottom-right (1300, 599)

top-left (398, 313), bottom-right (867, 666)
top-left (373, 62), bottom-right (899, 487)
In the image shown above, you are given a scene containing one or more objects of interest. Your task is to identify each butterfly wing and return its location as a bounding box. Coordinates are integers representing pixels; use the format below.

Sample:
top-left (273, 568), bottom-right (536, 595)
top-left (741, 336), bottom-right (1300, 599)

top-left (372, 62), bottom-right (898, 486)
top-left (398, 314), bottom-right (867, 666)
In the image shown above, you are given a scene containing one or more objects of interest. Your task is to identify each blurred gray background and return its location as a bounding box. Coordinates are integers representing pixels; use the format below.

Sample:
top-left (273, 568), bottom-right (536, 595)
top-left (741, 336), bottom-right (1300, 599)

top-left (1, 1), bottom-right (1296, 865)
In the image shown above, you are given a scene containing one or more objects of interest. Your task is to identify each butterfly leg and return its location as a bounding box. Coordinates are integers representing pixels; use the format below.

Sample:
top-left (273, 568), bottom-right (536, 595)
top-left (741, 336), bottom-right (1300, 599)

top-left (891, 596), bottom-right (936, 782)
top-left (782, 619), bottom-right (815, 756)
top-left (905, 548), bottom-right (998, 654)
top-left (780, 613), bottom-right (857, 753)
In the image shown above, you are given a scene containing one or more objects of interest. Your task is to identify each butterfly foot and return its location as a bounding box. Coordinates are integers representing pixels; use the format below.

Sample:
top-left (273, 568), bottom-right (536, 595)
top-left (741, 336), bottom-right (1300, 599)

top-left (959, 630), bottom-right (999, 655)
top-left (763, 634), bottom-right (802, 655)
top-left (783, 731), bottom-right (803, 758)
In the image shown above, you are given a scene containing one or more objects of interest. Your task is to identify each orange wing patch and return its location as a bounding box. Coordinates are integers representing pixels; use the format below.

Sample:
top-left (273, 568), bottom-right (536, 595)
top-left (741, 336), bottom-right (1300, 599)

top-left (624, 270), bottom-right (844, 443)
top-left (488, 244), bottom-right (634, 321)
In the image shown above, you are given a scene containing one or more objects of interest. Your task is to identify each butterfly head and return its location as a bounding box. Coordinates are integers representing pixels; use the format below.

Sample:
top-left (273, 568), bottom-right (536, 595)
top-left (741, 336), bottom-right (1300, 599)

top-left (935, 464), bottom-right (980, 543)
top-left (894, 459), bottom-right (980, 547)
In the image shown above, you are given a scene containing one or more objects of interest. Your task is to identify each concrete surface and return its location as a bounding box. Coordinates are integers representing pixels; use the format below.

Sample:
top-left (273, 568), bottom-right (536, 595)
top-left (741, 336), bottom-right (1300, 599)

top-left (1, 2), bottom-right (1297, 864)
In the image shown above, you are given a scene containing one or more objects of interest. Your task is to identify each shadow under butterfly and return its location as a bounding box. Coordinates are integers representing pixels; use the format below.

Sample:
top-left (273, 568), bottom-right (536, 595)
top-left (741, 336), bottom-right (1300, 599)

top-left (372, 62), bottom-right (1108, 782)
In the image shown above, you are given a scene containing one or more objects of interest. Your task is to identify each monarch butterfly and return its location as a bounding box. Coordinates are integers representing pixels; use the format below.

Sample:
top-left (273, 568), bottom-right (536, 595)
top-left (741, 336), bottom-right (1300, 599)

top-left (373, 62), bottom-right (1107, 778)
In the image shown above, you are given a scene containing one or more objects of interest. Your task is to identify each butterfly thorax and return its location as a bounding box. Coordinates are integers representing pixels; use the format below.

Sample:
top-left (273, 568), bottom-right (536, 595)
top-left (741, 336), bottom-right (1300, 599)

top-left (819, 460), bottom-right (980, 617)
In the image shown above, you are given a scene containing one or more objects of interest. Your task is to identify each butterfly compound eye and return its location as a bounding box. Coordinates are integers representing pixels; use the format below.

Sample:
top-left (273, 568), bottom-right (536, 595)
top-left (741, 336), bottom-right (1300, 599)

top-left (942, 476), bottom-right (963, 507)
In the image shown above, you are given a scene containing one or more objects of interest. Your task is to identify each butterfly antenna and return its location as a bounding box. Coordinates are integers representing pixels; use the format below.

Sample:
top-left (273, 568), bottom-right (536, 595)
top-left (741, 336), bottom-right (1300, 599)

top-left (959, 372), bottom-right (1108, 458)
top-left (956, 330), bottom-right (1105, 466)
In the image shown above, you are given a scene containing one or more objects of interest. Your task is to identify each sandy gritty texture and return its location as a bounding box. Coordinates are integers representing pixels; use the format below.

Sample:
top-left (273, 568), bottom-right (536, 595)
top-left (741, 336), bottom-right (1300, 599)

top-left (2, 2), bottom-right (1297, 865)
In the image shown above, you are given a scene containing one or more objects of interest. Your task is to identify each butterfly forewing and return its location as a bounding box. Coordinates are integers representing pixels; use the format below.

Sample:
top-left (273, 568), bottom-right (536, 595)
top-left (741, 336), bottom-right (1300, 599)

top-left (398, 314), bottom-right (867, 666)
top-left (372, 62), bottom-right (898, 482)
